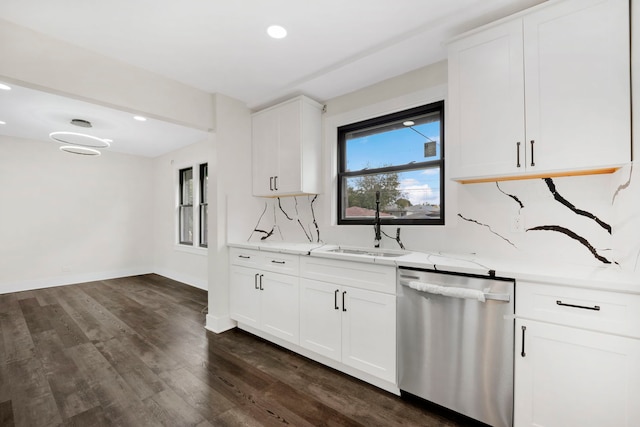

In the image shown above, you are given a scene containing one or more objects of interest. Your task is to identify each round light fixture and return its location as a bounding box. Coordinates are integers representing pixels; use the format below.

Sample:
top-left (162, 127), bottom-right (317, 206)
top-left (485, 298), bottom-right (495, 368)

top-left (403, 120), bottom-right (415, 127)
top-left (0, 83), bottom-right (11, 91)
top-left (59, 146), bottom-right (101, 156)
top-left (0, 121), bottom-right (5, 125)
top-left (133, 115), bottom-right (147, 122)
top-left (49, 131), bottom-right (111, 148)
top-left (267, 25), bottom-right (287, 39)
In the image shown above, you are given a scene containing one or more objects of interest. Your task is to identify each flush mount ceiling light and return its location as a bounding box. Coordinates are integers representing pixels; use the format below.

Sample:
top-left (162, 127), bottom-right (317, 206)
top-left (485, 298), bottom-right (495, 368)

top-left (403, 120), bottom-right (415, 127)
top-left (49, 131), bottom-right (111, 148)
top-left (0, 121), bottom-right (6, 125)
top-left (59, 145), bottom-right (101, 156)
top-left (0, 83), bottom-right (11, 91)
top-left (70, 118), bottom-right (92, 128)
top-left (267, 25), bottom-right (287, 39)
top-left (133, 115), bottom-right (147, 122)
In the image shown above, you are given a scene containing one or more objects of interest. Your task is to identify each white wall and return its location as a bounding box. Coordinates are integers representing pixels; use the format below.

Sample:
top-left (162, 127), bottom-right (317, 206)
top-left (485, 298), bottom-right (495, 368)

top-left (0, 136), bottom-right (154, 293)
top-left (152, 139), bottom-right (211, 289)
top-left (206, 94), bottom-right (254, 333)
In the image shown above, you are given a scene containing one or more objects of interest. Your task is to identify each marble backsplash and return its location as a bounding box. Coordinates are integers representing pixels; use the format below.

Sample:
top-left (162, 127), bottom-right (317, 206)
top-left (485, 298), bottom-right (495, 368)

top-left (241, 162), bottom-right (639, 274)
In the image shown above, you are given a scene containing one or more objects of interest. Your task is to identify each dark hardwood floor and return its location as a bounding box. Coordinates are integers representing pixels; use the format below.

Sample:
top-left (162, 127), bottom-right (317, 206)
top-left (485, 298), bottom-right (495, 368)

top-left (0, 274), bottom-right (470, 426)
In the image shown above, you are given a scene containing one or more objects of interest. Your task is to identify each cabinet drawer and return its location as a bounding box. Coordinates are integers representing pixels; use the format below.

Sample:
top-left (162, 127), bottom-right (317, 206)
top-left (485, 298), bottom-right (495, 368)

top-left (300, 257), bottom-right (395, 294)
top-left (517, 281), bottom-right (640, 338)
top-left (260, 252), bottom-right (300, 275)
top-left (229, 248), bottom-right (262, 267)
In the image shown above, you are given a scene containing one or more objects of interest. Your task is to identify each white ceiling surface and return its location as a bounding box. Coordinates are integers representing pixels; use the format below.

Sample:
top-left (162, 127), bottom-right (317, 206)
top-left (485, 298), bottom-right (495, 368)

top-left (0, 0), bottom-right (545, 157)
top-left (0, 84), bottom-right (210, 157)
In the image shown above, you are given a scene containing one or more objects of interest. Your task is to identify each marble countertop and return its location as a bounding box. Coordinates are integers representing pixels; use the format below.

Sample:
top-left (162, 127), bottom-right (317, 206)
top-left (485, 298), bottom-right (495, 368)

top-left (228, 241), bottom-right (640, 294)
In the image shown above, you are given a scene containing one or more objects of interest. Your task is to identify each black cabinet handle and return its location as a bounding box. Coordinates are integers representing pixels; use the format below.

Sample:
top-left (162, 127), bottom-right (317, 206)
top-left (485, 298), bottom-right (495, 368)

top-left (269, 176), bottom-right (274, 191)
top-left (254, 273), bottom-right (259, 290)
top-left (556, 300), bottom-right (600, 311)
top-left (530, 140), bottom-right (535, 167)
top-left (516, 142), bottom-right (521, 168)
top-left (521, 325), bottom-right (526, 357)
top-left (259, 274), bottom-right (264, 291)
top-left (342, 291), bottom-right (347, 312)
top-left (239, 255), bottom-right (251, 259)
top-left (271, 260), bottom-right (286, 264)
top-left (274, 176), bottom-right (278, 191)
top-left (334, 290), bottom-right (339, 310)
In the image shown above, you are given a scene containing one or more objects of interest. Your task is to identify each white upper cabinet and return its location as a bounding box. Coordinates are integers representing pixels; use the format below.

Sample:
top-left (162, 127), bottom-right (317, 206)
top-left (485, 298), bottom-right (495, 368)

top-left (252, 95), bottom-right (323, 197)
top-left (448, 0), bottom-right (630, 183)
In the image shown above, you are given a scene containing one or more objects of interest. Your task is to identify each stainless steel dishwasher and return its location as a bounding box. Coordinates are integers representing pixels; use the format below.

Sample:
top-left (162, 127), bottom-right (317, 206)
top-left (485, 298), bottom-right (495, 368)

top-left (397, 267), bottom-right (515, 427)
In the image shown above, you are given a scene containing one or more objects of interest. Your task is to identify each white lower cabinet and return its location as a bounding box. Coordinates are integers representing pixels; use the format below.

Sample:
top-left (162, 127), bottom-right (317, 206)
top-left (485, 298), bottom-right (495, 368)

top-left (300, 278), bottom-right (396, 383)
top-left (515, 281), bottom-right (640, 427)
top-left (229, 264), bottom-right (299, 344)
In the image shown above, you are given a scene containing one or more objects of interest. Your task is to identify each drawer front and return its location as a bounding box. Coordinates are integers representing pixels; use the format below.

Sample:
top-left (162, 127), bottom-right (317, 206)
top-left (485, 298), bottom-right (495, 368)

top-left (300, 257), bottom-right (395, 294)
top-left (260, 252), bottom-right (300, 275)
top-left (517, 281), bottom-right (640, 337)
top-left (229, 248), bottom-right (262, 268)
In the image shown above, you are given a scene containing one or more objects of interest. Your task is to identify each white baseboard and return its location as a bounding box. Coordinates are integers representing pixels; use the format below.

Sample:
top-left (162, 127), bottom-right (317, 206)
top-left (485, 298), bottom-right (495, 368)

top-left (152, 268), bottom-right (208, 290)
top-left (0, 267), bottom-right (153, 295)
top-left (205, 314), bottom-right (237, 334)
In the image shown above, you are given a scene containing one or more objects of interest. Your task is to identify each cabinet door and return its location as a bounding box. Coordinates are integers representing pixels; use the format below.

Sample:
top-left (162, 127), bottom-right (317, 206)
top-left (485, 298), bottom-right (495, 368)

top-left (523, 0), bottom-right (630, 173)
top-left (515, 319), bottom-right (640, 427)
top-left (299, 279), bottom-right (341, 361)
top-left (260, 272), bottom-right (299, 344)
top-left (229, 265), bottom-right (260, 327)
top-left (252, 108), bottom-right (279, 196)
top-left (273, 99), bottom-right (302, 195)
top-left (448, 19), bottom-right (525, 179)
top-left (341, 287), bottom-right (396, 383)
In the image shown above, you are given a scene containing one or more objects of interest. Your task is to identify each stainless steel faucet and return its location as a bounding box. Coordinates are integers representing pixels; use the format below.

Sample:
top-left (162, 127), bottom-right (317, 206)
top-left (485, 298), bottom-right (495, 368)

top-left (374, 190), bottom-right (381, 247)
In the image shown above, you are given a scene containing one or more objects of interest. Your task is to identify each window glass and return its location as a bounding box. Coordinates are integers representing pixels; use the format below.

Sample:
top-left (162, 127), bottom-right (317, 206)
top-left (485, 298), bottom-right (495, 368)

top-left (338, 101), bottom-right (444, 225)
top-left (179, 167), bottom-right (194, 244)
top-left (199, 163), bottom-right (208, 247)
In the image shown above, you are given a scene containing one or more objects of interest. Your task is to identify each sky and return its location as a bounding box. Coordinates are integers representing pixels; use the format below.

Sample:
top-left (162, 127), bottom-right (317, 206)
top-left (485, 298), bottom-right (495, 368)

top-left (345, 121), bottom-right (442, 206)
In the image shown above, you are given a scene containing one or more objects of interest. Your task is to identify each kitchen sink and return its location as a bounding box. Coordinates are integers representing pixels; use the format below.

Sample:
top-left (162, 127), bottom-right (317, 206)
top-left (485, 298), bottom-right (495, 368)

top-left (327, 247), bottom-right (406, 257)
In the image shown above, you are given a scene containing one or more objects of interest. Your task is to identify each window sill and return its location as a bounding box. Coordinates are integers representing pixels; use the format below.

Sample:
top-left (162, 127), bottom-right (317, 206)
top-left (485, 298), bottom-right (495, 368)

top-left (174, 244), bottom-right (208, 256)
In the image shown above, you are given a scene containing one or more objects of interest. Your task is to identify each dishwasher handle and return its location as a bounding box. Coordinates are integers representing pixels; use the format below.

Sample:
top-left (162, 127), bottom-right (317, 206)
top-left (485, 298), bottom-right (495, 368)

top-left (402, 280), bottom-right (510, 303)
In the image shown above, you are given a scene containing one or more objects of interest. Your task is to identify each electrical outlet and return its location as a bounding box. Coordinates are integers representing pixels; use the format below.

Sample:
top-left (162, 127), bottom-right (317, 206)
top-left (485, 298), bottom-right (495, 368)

top-left (510, 214), bottom-right (524, 233)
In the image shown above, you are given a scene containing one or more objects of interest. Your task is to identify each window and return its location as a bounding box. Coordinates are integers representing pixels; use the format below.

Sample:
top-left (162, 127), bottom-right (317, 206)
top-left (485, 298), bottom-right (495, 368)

top-left (199, 163), bottom-right (208, 248)
top-left (179, 167), bottom-right (194, 244)
top-left (178, 163), bottom-right (208, 248)
top-left (337, 101), bottom-right (444, 225)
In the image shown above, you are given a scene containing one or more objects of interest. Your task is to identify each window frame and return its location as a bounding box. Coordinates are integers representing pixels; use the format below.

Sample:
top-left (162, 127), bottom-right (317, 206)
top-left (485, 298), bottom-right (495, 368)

top-left (337, 100), bottom-right (445, 226)
top-left (178, 167), bottom-right (194, 245)
top-left (199, 163), bottom-right (208, 248)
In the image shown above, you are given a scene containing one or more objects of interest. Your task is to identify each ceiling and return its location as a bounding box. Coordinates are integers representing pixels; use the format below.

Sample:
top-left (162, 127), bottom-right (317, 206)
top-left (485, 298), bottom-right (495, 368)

top-left (0, 0), bottom-right (546, 157)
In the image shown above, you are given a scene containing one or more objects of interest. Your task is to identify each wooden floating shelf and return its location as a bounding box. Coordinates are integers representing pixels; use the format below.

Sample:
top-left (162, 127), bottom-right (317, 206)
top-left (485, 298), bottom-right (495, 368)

top-left (453, 167), bottom-right (621, 185)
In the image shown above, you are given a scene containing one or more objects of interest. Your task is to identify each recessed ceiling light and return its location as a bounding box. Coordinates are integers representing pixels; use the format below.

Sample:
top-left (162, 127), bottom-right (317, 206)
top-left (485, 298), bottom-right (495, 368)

top-left (49, 131), bottom-right (111, 148)
top-left (0, 121), bottom-right (6, 125)
top-left (0, 83), bottom-right (11, 91)
top-left (133, 115), bottom-right (147, 121)
top-left (403, 121), bottom-right (415, 127)
top-left (267, 25), bottom-right (287, 39)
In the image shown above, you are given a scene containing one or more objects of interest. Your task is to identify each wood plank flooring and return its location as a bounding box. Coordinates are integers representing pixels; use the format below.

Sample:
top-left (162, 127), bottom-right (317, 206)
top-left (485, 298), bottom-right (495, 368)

top-left (0, 274), bottom-right (474, 426)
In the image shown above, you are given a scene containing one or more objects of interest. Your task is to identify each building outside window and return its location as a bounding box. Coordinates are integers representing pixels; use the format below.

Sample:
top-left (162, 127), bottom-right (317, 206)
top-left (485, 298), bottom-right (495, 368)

top-left (337, 101), bottom-right (444, 226)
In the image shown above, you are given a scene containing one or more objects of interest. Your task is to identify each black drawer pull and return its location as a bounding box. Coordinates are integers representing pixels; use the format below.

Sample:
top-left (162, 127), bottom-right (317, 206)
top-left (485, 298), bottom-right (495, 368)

top-left (521, 325), bottom-right (526, 357)
top-left (556, 300), bottom-right (601, 311)
top-left (239, 255), bottom-right (251, 259)
top-left (271, 260), bottom-right (286, 264)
